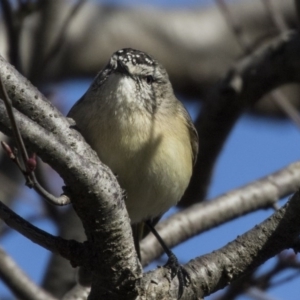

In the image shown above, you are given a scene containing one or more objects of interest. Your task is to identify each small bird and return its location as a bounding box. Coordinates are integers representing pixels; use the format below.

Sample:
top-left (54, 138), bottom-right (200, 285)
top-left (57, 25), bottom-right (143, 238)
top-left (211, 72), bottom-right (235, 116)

top-left (68, 48), bottom-right (198, 297)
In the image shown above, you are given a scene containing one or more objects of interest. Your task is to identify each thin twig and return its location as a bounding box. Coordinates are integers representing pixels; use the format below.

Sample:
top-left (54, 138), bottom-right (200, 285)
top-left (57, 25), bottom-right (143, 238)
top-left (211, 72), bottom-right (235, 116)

top-left (261, 0), bottom-right (289, 32)
top-left (0, 246), bottom-right (58, 300)
top-left (42, 0), bottom-right (87, 71)
top-left (0, 199), bottom-right (86, 267)
top-left (216, 0), bottom-right (300, 130)
top-left (271, 89), bottom-right (300, 129)
top-left (0, 73), bottom-right (29, 171)
top-left (215, 0), bottom-right (253, 54)
top-left (0, 0), bottom-right (23, 72)
top-left (271, 270), bottom-right (300, 288)
top-left (260, 0), bottom-right (300, 128)
top-left (30, 180), bottom-right (70, 205)
top-left (0, 212), bottom-right (46, 239)
top-left (246, 287), bottom-right (280, 300)
top-left (0, 74), bottom-right (70, 206)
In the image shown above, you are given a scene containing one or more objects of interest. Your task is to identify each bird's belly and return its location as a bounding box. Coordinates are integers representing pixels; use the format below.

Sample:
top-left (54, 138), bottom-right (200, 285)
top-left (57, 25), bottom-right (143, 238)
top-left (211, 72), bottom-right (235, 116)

top-left (113, 151), bottom-right (190, 223)
top-left (93, 121), bottom-right (192, 224)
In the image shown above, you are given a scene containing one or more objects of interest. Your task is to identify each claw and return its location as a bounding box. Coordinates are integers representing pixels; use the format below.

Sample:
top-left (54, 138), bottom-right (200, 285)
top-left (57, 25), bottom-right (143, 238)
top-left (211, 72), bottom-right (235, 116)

top-left (164, 253), bottom-right (191, 299)
top-left (145, 221), bottom-right (191, 298)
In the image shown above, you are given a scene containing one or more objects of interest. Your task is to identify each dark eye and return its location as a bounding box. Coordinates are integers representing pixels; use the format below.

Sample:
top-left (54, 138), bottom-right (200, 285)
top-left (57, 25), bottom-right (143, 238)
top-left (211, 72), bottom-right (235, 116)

top-left (145, 75), bottom-right (154, 85)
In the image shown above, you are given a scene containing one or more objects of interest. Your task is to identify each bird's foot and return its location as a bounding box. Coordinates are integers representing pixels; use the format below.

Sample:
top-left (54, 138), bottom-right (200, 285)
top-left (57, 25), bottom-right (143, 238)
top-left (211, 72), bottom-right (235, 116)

top-left (163, 252), bottom-right (191, 299)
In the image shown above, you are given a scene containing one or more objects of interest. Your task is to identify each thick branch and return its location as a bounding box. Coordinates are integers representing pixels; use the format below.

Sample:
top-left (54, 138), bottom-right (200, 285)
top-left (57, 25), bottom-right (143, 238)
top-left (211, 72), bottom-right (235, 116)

top-left (0, 70), bottom-right (141, 299)
top-left (189, 190), bottom-right (300, 297)
top-left (0, 55), bottom-right (99, 164)
top-left (138, 190), bottom-right (300, 299)
top-left (53, 186), bottom-right (300, 299)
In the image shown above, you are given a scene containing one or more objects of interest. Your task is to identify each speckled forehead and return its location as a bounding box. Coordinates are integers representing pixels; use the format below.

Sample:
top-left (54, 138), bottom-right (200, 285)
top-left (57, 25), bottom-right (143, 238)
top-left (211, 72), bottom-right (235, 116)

top-left (115, 49), bottom-right (155, 66)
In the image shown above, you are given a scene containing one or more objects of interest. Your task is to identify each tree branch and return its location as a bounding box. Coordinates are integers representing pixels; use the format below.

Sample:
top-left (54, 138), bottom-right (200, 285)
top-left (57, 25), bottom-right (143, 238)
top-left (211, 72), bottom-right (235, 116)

top-left (142, 161), bottom-right (300, 265)
top-left (1, 24), bottom-right (300, 299)
top-left (0, 0), bottom-right (295, 94)
top-left (190, 190), bottom-right (300, 298)
top-left (0, 56), bottom-right (141, 299)
top-left (0, 198), bottom-right (87, 267)
top-left (135, 190), bottom-right (300, 299)
top-left (42, 207), bottom-right (86, 298)
top-left (0, 246), bottom-right (58, 300)
top-left (182, 30), bottom-right (300, 205)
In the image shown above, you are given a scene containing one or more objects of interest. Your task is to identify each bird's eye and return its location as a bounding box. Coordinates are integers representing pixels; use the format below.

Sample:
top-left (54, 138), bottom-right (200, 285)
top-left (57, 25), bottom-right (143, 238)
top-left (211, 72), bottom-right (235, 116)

top-left (145, 75), bottom-right (154, 85)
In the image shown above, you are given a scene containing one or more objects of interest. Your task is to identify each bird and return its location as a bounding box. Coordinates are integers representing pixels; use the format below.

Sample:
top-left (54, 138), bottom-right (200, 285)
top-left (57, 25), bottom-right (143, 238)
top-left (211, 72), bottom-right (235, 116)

top-left (68, 48), bottom-right (198, 297)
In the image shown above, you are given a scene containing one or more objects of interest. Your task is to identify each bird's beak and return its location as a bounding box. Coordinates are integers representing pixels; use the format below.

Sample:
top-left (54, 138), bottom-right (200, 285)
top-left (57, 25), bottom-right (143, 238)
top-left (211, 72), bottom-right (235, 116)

top-left (115, 60), bottom-right (131, 76)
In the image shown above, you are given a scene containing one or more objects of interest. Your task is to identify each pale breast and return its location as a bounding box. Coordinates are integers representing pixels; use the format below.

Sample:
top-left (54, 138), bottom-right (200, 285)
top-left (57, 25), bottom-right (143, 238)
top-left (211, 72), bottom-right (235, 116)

top-left (90, 111), bottom-right (193, 223)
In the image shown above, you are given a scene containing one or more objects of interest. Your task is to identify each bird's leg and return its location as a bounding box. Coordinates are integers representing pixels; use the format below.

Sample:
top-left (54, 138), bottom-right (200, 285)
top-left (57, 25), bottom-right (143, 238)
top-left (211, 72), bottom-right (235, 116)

top-left (145, 220), bottom-right (190, 299)
top-left (132, 222), bottom-right (144, 261)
